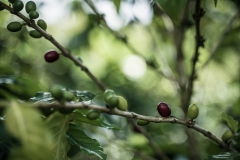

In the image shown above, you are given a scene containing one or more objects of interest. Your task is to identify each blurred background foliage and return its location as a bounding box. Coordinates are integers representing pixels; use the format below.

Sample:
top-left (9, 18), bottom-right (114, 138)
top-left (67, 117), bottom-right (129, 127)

top-left (0, 0), bottom-right (239, 159)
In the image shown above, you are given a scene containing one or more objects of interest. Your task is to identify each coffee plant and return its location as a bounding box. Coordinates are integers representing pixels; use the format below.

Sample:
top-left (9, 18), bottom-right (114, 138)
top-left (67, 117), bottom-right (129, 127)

top-left (0, 0), bottom-right (239, 159)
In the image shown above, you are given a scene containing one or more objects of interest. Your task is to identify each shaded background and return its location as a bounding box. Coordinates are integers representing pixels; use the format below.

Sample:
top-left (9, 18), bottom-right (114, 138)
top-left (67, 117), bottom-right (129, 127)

top-left (0, 0), bottom-right (239, 159)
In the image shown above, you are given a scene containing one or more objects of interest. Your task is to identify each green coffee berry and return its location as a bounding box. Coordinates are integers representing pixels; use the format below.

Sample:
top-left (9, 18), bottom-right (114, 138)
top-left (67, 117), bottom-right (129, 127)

top-left (50, 85), bottom-right (63, 100)
top-left (103, 89), bottom-right (115, 103)
top-left (188, 104), bottom-right (199, 120)
top-left (137, 119), bottom-right (149, 126)
top-left (8, 0), bottom-right (17, 4)
top-left (7, 22), bottom-right (22, 32)
top-left (13, 0), bottom-right (24, 12)
top-left (106, 95), bottom-right (119, 108)
top-left (25, 1), bottom-right (36, 13)
top-left (29, 10), bottom-right (39, 19)
top-left (86, 110), bottom-right (100, 120)
top-left (37, 19), bottom-right (47, 30)
top-left (116, 96), bottom-right (128, 111)
top-left (63, 91), bottom-right (75, 102)
top-left (221, 130), bottom-right (233, 142)
top-left (29, 30), bottom-right (42, 38)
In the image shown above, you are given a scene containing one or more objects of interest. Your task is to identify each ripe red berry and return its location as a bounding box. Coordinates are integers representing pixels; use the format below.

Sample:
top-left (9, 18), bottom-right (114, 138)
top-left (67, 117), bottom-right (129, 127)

top-left (44, 50), bottom-right (59, 63)
top-left (157, 102), bottom-right (171, 117)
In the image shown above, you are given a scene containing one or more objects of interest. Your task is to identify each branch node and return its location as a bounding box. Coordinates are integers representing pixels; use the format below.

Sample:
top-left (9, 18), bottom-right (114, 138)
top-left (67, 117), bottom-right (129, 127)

top-left (199, 8), bottom-right (205, 17)
top-left (131, 112), bottom-right (137, 118)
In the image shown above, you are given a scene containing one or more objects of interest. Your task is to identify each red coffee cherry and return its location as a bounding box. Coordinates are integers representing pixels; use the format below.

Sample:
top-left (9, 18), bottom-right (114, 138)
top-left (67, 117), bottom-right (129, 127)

top-left (44, 50), bottom-right (59, 63)
top-left (157, 102), bottom-right (171, 117)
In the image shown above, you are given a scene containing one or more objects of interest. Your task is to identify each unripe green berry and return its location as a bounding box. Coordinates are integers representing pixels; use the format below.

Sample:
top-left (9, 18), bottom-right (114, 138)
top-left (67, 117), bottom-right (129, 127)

top-left (37, 19), bottom-right (47, 30)
top-left (25, 1), bottom-right (36, 13)
top-left (107, 95), bottom-right (119, 108)
top-left (188, 104), bottom-right (199, 120)
top-left (29, 10), bottom-right (39, 19)
top-left (116, 96), bottom-right (128, 111)
top-left (13, 0), bottom-right (24, 12)
top-left (29, 30), bottom-right (42, 38)
top-left (103, 89), bottom-right (115, 103)
top-left (50, 85), bottom-right (63, 100)
top-left (137, 119), bottom-right (149, 126)
top-left (7, 22), bottom-right (22, 32)
top-left (63, 91), bottom-right (75, 102)
top-left (221, 130), bottom-right (233, 142)
top-left (86, 110), bottom-right (100, 120)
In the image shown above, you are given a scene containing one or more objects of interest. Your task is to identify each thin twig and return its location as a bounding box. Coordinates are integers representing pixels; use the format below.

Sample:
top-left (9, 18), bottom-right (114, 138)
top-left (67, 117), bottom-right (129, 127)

top-left (0, 101), bottom-right (231, 151)
top-left (172, 1), bottom-right (201, 160)
top-left (84, 0), bottom-right (176, 81)
top-left (201, 10), bottom-right (240, 68)
top-left (0, 1), bottom-right (107, 91)
top-left (186, 0), bottom-right (205, 110)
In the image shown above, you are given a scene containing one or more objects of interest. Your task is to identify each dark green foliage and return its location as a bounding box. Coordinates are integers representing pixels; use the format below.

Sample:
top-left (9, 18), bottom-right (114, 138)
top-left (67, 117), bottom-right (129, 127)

top-left (8, 0), bottom-right (17, 4)
top-left (0, 142), bottom-right (9, 160)
top-left (59, 107), bottom-right (74, 115)
top-left (29, 92), bottom-right (54, 103)
top-left (67, 125), bottom-right (107, 160)
top-left (28, 92), bottom-right (55, 116)
top-left (204, 152), bottom-right (240, 160)
top-left (231, 128), bottom-right (240, 152)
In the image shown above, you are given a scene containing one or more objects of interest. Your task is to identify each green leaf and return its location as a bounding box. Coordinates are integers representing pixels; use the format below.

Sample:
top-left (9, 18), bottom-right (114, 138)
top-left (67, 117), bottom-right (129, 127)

top-left (28, 91), bottom-right (54, 103)
top-left (214, 0), bottom-right (218, 7)
top-left (45, 112), bottom-right (74, 160)
top-left (0, 75), bottom-right (16, 85)
top-left (73, 90), bottom-right (96, 100)
top-left (67, 124), bottom-right (107, 160)
top-left (113, 0), bottom-right (121, 13)
top-left (221, 112), bottom-right (238, 133)
top-left (156, 0), bottom-right (188, 26)
top-left (73, 110), bottom-right (121, 130)
top-left (4, 102), bottom-right (54, 160)
top-left (230, 127), bottom-right (240, 152)
top-left (204, 152), bottom-right (240, 160)
top-left (0, 118), bottom-right (11, 143)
